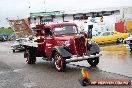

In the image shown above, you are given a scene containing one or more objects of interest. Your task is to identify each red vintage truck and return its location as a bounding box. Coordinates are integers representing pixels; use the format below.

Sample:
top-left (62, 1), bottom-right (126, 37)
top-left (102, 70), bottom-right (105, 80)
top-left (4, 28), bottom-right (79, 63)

top-left (24, 22), bottom-right (101, 72)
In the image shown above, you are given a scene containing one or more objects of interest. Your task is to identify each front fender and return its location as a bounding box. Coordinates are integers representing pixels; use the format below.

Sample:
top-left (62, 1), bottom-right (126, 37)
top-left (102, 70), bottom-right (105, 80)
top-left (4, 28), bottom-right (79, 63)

top-left (50, 46), bottom-right (73, 59)
top-left (87, 42), bottom-right (100, 55)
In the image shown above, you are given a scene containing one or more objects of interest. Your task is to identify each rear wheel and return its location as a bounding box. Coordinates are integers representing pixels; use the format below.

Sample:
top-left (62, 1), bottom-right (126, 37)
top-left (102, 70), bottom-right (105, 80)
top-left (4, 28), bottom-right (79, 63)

top-left (54, 52), bottom-right (66, 72)
top-left (26, 49), bottom-right (36, 64)
top-left (87, 57), bottom-right (99, 66)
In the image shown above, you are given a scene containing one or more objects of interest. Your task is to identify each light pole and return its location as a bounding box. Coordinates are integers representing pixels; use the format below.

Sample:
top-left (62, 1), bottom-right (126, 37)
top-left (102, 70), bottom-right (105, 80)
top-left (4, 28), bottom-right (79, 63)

top-left (27, 0), bottom-right (31, 18)
top-left (44, 0), bottom-right (46, 12)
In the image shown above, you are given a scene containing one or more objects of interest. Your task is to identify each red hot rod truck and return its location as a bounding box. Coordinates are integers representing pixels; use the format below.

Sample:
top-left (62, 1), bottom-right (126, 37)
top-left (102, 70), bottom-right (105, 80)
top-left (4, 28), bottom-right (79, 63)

top-left (24, 22), bottom-right (101, 72)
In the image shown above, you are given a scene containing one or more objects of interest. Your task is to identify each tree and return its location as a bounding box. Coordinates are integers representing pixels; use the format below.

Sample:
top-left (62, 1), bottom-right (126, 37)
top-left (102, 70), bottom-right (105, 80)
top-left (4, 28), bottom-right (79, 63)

top-left (1, 27), bottom-right (4, 29)
top-left (8, 27), bottom-right (11, 29)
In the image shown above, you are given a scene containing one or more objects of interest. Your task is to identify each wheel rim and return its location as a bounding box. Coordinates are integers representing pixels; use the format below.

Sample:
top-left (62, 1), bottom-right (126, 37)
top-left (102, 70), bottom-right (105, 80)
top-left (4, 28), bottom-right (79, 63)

top-left (26, 50), bottom-right (30, 62)
top-left (54, 53), bottom-right (62, 70)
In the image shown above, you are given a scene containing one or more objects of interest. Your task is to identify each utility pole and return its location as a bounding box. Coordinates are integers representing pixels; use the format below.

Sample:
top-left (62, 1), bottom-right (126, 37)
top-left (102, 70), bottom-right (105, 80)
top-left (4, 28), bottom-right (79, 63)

top-left (29, 6), bottom-right (31, 17)
top-left (44, 0), bottom-right (46, 12)
top-left (27, 0), bottom-right (31, 18)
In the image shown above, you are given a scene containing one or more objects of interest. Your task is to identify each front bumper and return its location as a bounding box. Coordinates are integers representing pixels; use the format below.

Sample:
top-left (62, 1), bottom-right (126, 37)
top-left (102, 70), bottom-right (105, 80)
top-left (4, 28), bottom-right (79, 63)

top-left (66, 53), bottom-right (102, 63)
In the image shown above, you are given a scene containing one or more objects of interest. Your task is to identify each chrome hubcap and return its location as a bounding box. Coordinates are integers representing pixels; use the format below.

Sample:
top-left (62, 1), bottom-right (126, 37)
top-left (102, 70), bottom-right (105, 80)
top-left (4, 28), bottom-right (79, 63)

top-left (54, 53), bottom-right (62, 69)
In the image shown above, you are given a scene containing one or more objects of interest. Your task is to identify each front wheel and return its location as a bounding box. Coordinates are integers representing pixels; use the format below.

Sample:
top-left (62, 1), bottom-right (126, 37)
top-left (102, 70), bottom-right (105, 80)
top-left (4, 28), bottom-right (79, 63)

top-left (87, 57), bottom-right (99, 66)
top-left (54, 52), bottom-right (66, 72)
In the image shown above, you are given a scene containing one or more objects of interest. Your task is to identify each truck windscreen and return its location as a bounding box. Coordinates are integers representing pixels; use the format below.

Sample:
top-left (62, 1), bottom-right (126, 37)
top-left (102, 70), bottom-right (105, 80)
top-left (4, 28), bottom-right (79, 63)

top-left (54, 26), bottom-right (77, 35)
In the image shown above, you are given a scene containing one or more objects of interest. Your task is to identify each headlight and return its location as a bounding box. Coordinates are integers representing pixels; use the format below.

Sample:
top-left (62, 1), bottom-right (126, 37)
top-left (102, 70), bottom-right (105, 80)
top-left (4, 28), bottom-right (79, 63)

top-left (65, 41), bottom-right (70, 47)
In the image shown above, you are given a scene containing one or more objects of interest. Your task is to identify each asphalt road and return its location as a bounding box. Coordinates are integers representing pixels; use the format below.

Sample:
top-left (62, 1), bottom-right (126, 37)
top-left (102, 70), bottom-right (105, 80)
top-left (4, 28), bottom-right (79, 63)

top-left (0, 41), bottom-right (132, 88)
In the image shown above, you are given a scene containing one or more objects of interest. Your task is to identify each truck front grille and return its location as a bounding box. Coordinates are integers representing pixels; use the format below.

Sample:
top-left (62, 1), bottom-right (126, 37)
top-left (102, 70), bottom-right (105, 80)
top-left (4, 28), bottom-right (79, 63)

top-left (75, 37), bottom-right (86, 56)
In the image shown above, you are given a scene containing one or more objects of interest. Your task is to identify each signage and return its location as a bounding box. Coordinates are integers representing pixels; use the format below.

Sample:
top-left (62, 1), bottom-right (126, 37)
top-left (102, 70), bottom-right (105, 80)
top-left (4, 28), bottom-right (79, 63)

top-left (40, 19), bottom-right (53, 23)
top-left (30, 11), bottom-right (65, 17)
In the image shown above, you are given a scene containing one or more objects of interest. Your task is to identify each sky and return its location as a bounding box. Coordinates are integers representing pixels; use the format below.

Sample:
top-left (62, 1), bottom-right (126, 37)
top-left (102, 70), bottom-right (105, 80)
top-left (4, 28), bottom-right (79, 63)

top-left (0, 0), bottom-right (132, 27)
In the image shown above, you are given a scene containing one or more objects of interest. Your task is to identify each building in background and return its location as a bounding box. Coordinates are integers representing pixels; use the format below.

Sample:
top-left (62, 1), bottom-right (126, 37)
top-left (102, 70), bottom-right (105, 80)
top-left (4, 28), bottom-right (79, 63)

top-left (29, 6), bottom-right (132, 33)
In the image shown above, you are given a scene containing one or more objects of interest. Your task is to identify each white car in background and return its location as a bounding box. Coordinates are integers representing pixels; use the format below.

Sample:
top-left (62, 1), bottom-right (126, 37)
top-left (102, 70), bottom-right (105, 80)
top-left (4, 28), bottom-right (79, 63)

top-left (124, 34), bottom-right (132, 51)
top-left (11, 38), bottom-right (28, 52)
top-left (11, 37), bottom-right (37, 52)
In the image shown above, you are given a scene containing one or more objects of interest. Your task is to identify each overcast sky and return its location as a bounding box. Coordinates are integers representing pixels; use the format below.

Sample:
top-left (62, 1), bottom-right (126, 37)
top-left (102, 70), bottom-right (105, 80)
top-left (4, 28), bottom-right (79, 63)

top-left (0, 0), bottom-right (132, 27)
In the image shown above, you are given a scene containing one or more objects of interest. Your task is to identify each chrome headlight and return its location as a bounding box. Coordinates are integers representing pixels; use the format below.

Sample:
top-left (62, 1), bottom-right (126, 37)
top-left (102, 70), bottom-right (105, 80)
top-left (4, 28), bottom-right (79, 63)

top-left (65, 41), bottom-right (70, 47)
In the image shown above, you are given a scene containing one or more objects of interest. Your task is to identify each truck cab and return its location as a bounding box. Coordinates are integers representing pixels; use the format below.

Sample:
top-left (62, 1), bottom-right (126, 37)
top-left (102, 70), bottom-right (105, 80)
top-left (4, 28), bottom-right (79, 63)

top-left (24, 22), bottom-right (101, 72)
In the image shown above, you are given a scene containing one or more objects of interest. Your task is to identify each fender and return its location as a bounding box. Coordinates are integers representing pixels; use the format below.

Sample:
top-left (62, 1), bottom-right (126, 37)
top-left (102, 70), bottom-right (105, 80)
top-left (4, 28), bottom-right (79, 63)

top-left (50, 46), bottom-right (73, 59)
top-left (87, 42), bottom-right (100, 55)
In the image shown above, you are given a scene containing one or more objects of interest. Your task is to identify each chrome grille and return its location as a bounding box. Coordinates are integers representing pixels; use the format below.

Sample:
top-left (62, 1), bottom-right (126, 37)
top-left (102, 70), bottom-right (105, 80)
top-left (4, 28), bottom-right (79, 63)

top-left (75, 37), bottom-right (86, 56)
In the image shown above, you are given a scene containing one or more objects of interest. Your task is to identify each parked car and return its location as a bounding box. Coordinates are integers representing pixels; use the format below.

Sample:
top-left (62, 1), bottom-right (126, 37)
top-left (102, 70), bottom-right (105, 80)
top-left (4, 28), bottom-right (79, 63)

top-left (11, 36), bottom-right (38, 52)
top-left (11, 38), bottom-right (29, 52)
top-left (92, 31), bottom-right (128, 44)
top-left (0, 33), bottom-right (9, 42)
top-left (124, 34), bottom-right (132, 51)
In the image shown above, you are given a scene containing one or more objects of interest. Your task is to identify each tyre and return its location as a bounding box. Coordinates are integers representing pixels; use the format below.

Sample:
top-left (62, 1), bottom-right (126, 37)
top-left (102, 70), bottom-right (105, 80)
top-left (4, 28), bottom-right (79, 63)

top-left (86, 42), bottom-right (100, 66)
top-left (87, 57), bottom-right (99, 66)
top-left (26, 49), bottom-right (36, 64)
top-left (54, 52), bottom-right (66, 72)
top-left (13, 50), bottom-right (15, 53)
